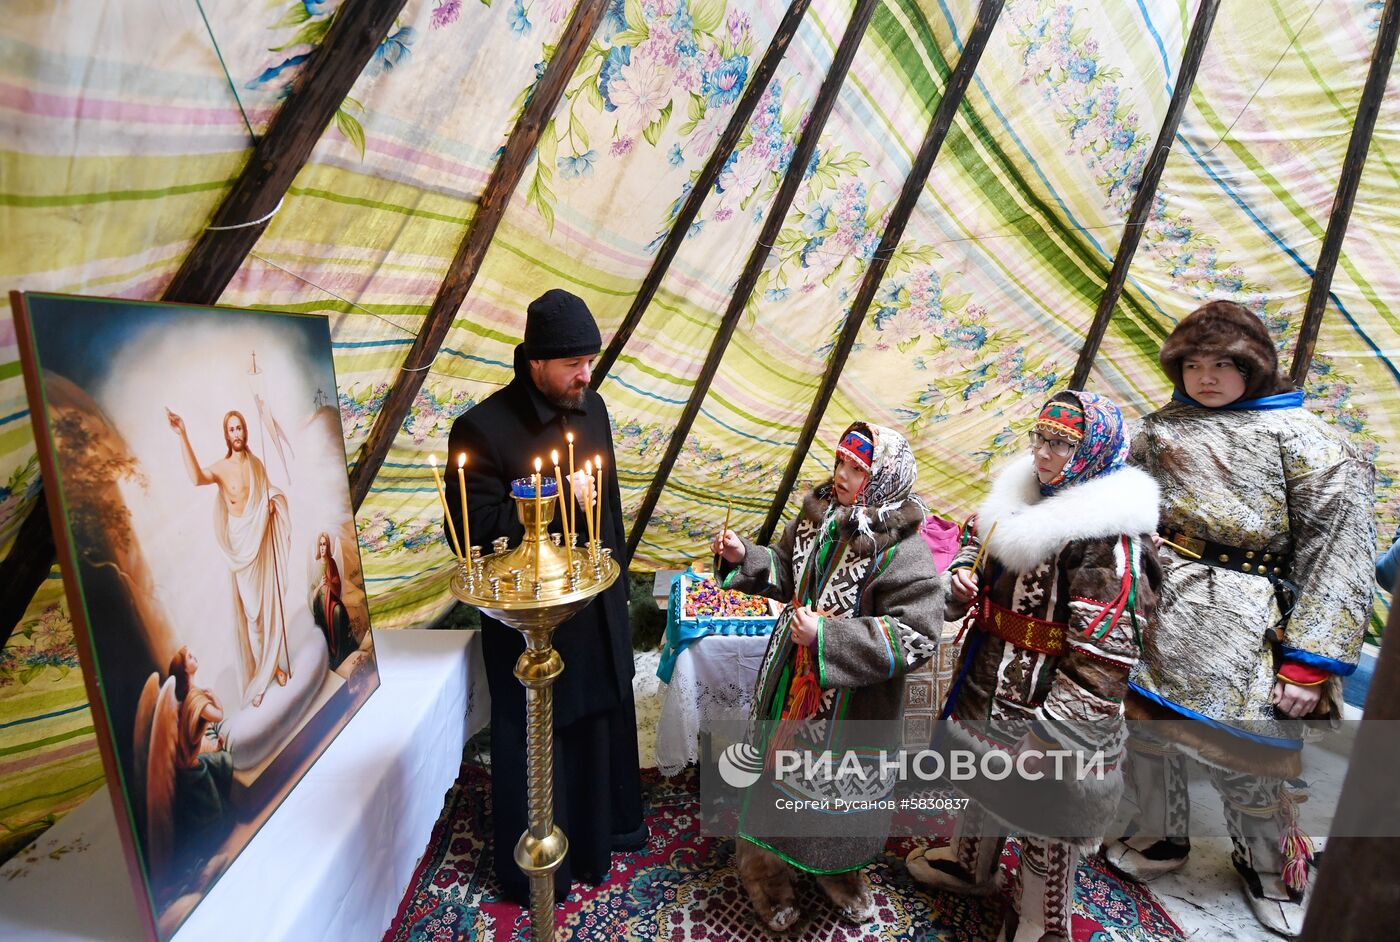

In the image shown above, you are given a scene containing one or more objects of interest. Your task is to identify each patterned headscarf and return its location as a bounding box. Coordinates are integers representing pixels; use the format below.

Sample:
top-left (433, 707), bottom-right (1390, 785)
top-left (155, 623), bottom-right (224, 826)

top-left (1037, 391), bottom-right (1129, 495)
top-left (833, 422), bottom-right (922, 540)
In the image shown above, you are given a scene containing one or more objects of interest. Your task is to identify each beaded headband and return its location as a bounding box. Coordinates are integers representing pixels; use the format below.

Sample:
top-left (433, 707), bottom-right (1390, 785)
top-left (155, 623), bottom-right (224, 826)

top-left (1035, 400), bottom-right (1086, 443)
top-left (835, 428), bottom-right (875, 474)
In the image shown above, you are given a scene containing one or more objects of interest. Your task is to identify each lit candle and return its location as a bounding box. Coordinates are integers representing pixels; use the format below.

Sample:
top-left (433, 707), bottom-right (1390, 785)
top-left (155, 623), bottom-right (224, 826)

top-left (429, 454), bottom-right (463, 560)
top-left (582, 459), bottom-right (596, 561)
top-left (593, 453), bottom-right (604, 554)
top-left (533, 458), bottom-right (543, 585)
top-left (457, 453), bottom-right (471, 561)
top-left (552, 449), bottom-right (569, 552)
top-left (566, 431), bottom-right (577, 543)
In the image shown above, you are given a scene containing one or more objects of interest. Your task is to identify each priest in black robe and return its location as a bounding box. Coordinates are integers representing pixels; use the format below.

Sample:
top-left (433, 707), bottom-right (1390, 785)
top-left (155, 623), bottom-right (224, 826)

top-left (444, 288), bottom-right (646, 905)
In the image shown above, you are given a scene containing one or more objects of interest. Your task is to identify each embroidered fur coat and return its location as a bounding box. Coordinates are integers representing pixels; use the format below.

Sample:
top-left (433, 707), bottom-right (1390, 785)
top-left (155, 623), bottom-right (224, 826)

top-left (720, 485), bottom-right (944, 874)
top-left (1126, 401), bottom-right (1375, 776)
top-left (941, 455), bottom-right (1162, 849)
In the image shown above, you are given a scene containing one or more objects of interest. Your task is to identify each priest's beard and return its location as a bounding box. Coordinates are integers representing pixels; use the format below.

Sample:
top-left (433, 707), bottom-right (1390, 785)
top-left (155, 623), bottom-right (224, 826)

top-left (544, 387), bottom-right (586, 410)
top-left (537, 375), bottom-right (587, 411)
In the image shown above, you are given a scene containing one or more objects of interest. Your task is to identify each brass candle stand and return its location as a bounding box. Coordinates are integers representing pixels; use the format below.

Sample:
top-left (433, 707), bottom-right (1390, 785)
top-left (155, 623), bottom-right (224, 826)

top-left (448, 480), bottom-right (618, 942)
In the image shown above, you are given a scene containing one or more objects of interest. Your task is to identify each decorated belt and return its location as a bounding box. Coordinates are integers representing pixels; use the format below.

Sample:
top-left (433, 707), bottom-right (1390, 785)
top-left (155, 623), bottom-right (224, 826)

top-left (976, 599), bottom-right (1068, 657)
top-left (1161, 531), bottom-right (1292, 579)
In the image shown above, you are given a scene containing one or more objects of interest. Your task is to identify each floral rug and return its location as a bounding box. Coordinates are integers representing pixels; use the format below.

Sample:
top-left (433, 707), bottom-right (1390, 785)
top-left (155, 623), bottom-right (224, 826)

top-left (384, 764), bottom-right (1184, 942)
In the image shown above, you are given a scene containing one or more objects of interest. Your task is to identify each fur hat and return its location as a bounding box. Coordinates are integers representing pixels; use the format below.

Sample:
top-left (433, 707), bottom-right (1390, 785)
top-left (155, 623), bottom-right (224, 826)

top-left (523, 289), bottom-right (602, 361)
top-left (1159, 300), bottom-right (1294, 400)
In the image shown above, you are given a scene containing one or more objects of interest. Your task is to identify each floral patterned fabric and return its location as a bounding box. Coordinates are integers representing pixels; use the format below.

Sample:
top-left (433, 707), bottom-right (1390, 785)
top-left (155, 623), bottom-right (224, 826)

top-left (0, 576), bottom-right (101, 862)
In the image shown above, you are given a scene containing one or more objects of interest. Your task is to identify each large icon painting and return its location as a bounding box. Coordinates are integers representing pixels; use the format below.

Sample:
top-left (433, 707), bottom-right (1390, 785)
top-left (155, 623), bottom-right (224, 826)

top-left (12, 292), bottom-right (379, 940)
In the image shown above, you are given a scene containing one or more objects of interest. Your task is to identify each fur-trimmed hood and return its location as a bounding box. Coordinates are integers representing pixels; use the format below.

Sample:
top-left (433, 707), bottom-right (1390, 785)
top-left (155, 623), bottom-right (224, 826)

top-left (802, 485), bottom-right (925, 557)
top-left (974, 454), bottom-right (1160, 572)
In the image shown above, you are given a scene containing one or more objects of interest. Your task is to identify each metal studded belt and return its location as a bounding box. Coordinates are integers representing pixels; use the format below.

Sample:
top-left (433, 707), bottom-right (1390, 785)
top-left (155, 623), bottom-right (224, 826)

top-left (1162, 531), bottom-right (1292, 579)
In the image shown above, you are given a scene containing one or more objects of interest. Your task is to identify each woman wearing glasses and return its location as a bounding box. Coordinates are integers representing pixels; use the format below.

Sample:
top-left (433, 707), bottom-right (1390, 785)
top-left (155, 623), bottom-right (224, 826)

top-left (906, 390), bottom-right (1162, 942)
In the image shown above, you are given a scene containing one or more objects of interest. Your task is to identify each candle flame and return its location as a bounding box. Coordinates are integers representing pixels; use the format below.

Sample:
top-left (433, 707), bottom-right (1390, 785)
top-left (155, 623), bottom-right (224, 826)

top-left (428, 453), bottom-right (437, 468)
top-left (534, 457), bottom-right (542, 472)
top-left (585, 459), bottom-right (592, 473)
top-left (567, 431), bottom-right (574, 443)
top-left (457, 452), bottom-right (466, 468)
top-left (551, 449), bottom-right (559, 463)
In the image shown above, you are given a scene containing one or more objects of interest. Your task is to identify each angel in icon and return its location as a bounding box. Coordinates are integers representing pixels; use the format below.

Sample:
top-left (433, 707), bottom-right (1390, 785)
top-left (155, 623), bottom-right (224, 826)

top-left (133, 645), bottom-right (234, 881)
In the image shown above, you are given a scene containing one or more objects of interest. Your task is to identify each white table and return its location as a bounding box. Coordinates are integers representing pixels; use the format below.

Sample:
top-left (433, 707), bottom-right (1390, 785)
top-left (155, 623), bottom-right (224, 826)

top-left (0, 629), bottom-right (488, 942)
top-left (654, 633), bottom-right (771, 775)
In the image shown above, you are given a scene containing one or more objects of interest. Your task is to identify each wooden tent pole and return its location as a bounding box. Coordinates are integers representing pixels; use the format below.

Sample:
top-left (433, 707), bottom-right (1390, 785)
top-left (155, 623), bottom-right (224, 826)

top-left (624, 0), bottom-right (880, 559)
top-left (758, 0), bottom-right (1005, 545)
top-left (591, 0), bottom-right (817, 387)
top-left (346, 0), bottom-right (610, 509)
top-left (1068, 0), bottom-right (1221, 389)
top-left (0, 0), bottom-right (408, 642)
top-left (1289, 0), bottom-right (1400, 386)
top-left (164, 0), bottom-right (410, 302)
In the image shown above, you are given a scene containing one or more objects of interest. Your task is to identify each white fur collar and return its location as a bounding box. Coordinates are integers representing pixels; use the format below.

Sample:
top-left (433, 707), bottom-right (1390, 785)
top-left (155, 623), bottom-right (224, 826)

top-left (974, 454), bottom-right (1160, 572)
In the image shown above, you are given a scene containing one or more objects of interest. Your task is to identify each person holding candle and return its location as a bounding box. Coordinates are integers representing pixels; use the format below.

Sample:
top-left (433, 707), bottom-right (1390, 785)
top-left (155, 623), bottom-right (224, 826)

top-left (710, 422), bottom-right (944, 932)
top-left (1105, 301), bottom-right (1376, 937)
top-left (903, 391), bottom-right (1162, 942)
top-left (443, 288), bottom-right (644, 907)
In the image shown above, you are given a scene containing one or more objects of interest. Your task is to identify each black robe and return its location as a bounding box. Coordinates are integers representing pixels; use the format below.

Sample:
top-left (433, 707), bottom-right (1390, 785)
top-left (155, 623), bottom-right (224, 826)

top-left (445, 346), bottom-right (645, 904)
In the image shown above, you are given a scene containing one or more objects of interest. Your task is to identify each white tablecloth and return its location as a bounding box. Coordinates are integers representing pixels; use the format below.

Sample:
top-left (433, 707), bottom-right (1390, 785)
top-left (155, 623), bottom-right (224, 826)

top-left (0, 628), bottom-right (488, 942)
top-left (654, 633), bottom-right (770, 775)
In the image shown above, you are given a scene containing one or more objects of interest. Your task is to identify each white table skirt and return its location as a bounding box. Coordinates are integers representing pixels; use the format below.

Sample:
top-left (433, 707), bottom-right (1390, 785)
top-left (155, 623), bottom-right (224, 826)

top-left (654, 633), bottom-right (770, 775)
top-left (0, 628), bottom-right (488, 942)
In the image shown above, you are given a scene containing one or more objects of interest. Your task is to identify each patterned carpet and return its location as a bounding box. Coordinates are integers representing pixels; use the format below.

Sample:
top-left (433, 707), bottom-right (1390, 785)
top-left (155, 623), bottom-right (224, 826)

top-left (383, 763), bottom-right (1184, 942)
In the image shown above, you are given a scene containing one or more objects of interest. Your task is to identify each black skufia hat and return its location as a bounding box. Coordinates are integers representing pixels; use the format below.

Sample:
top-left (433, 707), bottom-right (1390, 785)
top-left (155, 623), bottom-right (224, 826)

top-left (522, 289), bottom-right (602, 361)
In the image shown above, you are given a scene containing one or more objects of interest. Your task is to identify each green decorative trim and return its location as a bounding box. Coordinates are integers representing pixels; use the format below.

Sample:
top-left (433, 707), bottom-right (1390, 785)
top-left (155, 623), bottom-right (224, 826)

top-left (884, 616), bottom-right (905, 672)
top-left (869, 543), bottom-right (897, 582)
top-left (770, 661), bottom-right (791, 721)
top-left (815, 616), bottom-right (828, 688)
top-left (736, 834), bottom-right (873, 875)
top-left (766, 545), bottom-right (780, 590)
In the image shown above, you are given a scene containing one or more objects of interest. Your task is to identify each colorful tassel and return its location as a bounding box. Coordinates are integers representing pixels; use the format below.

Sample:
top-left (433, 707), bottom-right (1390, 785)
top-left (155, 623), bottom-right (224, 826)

top-left (768, 646), bottom-right (823, 762)
top-left (1082, 536), bottom-right (1136, 640)
top-left (1278, 788), bottom-right (1315, 893)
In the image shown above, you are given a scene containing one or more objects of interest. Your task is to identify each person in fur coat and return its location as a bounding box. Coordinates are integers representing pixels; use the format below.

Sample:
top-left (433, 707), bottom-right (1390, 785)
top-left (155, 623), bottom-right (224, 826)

top-left (905, 390), bottom-right (1162, 942)
top-left (1105, 300), bottom-right (1375, 937)
top-left (711, 422), bottom-right (944, 933)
